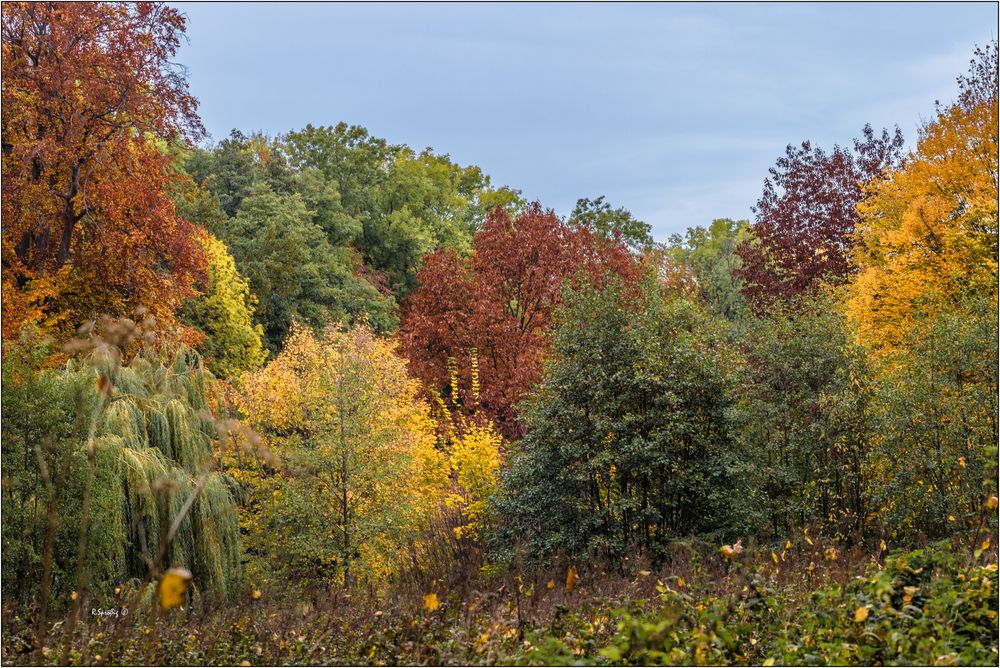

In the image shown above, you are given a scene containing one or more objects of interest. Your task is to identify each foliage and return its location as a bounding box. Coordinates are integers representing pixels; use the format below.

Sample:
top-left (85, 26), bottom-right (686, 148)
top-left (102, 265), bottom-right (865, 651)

top-left (179, 232), bottom-right (267, 379)
top-left (1, 2), bottom-right (207, 340)
top-left (435, 355), bottom-right (506, 542)
top-left (234, 323), bottom-right (447, 587)
top-left (401, 203), bottom-right (642, 438)
top-left (567, 543), bottom-right (998, 666)
top-left (223, 182), bottom-right (397, 351)
top-left (736, 125), bottom-right (905, 309)
top-left (493, 276), bottom-right (748, 564)
top-left (570, 196), bottom-right (653, 252)
top-left (866, 296), bottom-right (999, 542)
top-left (446, 421), bottom-right (504, 541)
top-left (1, 331), bottom-right (242, 612)
top-left (282, 123), bottom-right (525, 296)
top-left (735, 294), bottom-right (873, 540)
top-left (847, 41), bottom-right (999, 356)
top-left (667, 218), bottom-right (752, 322)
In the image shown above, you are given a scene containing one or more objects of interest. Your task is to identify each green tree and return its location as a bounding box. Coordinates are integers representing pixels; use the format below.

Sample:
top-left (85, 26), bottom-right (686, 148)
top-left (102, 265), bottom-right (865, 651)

top-left (570, 196), bottom-right (653, 252)
top-left (1, 332), bottom-right (242, 611)
top-left (283, 123), bottom-right (523, 295)
top-left (222, 182), bottom-right (396, 351)
top-left (867, 295), bottom-right (998, 541)
top-left (735, 294), bottom-right (873, 540)
top-left (493, 276), bottom-right (747, 564)
top-left (667, 218), bottom-right (751, 322)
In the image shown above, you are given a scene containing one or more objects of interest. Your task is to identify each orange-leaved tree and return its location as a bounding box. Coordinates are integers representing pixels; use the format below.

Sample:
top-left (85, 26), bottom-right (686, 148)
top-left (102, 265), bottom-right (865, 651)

top-left (847, 41), bottom-right (999, 355)
top-left (1, 2), bottom-right (206, 340)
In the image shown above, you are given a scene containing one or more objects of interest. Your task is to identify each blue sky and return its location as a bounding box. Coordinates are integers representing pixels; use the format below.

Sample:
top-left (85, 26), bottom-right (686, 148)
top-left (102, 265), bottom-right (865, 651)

top-left (173, 2), bottom-right (998, 241)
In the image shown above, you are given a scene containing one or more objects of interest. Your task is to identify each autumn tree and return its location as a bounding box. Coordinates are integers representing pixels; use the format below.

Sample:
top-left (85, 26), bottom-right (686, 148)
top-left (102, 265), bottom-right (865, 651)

top-left (847, 41), bottom-right (998, 355)
top-left (235, 324), bottom-right (447, 586)
top-left (401, 204), bottom-right (641, 438)
top-left (179, 232), bottom-right (267, 380)
top-left (735, 125), bottom-right (905, 309)
top-left (1, 2), bottom-right (206, 339)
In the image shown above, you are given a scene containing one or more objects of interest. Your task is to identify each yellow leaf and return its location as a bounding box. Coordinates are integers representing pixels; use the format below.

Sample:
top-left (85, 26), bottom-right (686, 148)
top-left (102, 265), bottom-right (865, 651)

top-left (546, 579), bottom-right (555, 590)
top-left (948, 515), bottom-right (956, 522)
top-left (784, 540), bottom-right (792, 550)
top-left (676, 577), bottom-right (685, 588)
top-left (566, 566), bottom-right (579, 593)
top-left (251, 589), bottom-right (262, 600)
top-left (854, 606), bottom-right (870, 623)
top-left (771, 551), bottom-right (779, 564)
top-left (423, 592), bottom-right (439, 612)
top-left (880, 539), bottom-right (887, 551)
top-left (158, 567), bottom-right (193, 612)
top-left (638, 570), bottom-right (651, 577)
top-left (763, 659), bottom-right (775, 667)
top-left (988, 496), bottom-right (998, 510)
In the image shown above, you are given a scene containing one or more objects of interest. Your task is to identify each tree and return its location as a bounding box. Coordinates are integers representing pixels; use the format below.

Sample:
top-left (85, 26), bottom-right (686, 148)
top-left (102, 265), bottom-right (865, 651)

top-left (282, 123), bottom-right (524, 296)
top-left (1, 2), bottom-right (206, 339)
top-left (847, 42), bottom-right (998, 355)
top-left (180, 232), bottom-right (267, 380)
top-left (493, 276), bottom-right (747, 564)
top-left (667, 218), bottom-right (751, 322)
top-left (865, 295), bottom-right (998, 541)
top-left (235, 324), bottom-right (447, 586)
top-left (570, 196), bottom-right (653, 252)
top-left (184, 130), bottom-right (297, 219)
top-left (222, 182), bottom-right (397, 351)
top-left (736, 125), bottom-right (904, 309)
top-left (735, 294), bottom-right (873, 540)
top-left (1, 333), bottom-right (242, 610)
top-left (401, 204), bottom-right (641, 438)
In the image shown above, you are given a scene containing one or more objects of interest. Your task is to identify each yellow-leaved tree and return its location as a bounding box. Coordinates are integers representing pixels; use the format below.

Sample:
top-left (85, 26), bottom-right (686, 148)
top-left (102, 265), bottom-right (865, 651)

top-left (235, 323), bottom-right (446, 587)
top-left (847, 42), bottom-right (998, 355)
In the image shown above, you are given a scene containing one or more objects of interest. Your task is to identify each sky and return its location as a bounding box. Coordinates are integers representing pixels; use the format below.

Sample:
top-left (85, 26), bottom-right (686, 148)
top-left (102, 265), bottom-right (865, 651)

top-left (172, 1), bottom-right (998, 242)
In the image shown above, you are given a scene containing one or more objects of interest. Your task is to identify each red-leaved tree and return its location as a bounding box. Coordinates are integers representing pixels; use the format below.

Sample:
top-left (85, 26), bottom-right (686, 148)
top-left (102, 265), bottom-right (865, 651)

top-left (735, 125), bottom-right (904, 309)
top-left (1, 2), bottom-right (206, 340)
top-left (401, 203), bottom-right (642, 438)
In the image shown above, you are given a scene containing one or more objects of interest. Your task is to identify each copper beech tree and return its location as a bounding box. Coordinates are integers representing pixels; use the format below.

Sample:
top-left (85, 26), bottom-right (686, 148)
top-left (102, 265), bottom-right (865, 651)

top-left (401, 203), bottom-right (642, 438)
top-left (735, 125), bottom-right (905, 310)
top-left (1, 2), bottom-right (206, 339)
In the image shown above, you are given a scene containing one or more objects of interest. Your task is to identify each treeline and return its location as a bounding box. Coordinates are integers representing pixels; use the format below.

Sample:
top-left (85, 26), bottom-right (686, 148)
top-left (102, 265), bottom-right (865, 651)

top-left (1, 2), bottom-right (997, 637)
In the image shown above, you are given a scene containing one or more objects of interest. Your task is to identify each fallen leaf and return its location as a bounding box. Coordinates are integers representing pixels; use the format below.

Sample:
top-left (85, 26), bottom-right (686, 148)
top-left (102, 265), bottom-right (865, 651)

top-left (159, 567), bottom-right (193, 612)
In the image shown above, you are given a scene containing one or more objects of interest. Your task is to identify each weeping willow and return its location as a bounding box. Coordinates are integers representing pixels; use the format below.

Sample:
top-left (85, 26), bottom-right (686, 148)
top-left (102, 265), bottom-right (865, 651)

top-left (96, 347), bottom-right (242, 600)
top-left (1, 342), bottom-right (242, 606)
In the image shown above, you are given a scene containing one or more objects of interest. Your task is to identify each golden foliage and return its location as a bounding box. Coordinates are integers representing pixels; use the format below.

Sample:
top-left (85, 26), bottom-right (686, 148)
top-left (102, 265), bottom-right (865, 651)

top-left (847, 57), bottom-right (998, 355)
top-left (235, 323), bottom-right (447, 584)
